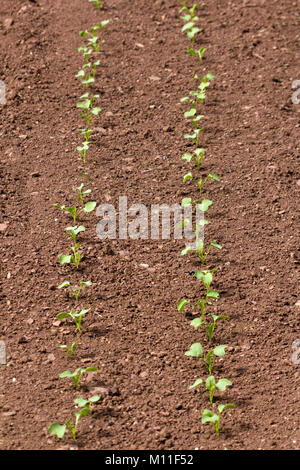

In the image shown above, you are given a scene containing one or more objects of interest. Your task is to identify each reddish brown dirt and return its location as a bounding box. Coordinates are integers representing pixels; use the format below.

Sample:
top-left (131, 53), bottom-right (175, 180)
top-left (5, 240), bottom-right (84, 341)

top-left (0, 0), bottom-right (299, 450)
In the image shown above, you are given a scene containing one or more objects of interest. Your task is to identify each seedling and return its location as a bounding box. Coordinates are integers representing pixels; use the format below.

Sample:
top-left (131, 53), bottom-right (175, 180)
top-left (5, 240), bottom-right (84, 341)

top-left (57, 341), bottom-right (78, 359)
top-left (57, 308), bottom-right (90, 333)
top-left (182, 238), bottom-right (222, 264)
top-left (185, 343), bottom-right (227, 374)
top-left (191, 314), bottom-right (228, 342)
top-left (59, 366), bottom-right (98, 389)
top-left (181, 22), bottom-right (200, 42)
top-left (201, 404), bottom-right (236, 436)
top-left (89, 0), bottom-right (102, 10)
top-left (186, 47), bottom-right (206, 63)
top-left (78, 128), bottom-right (92, 143)
top-left (65, 225), bottom-right (85, 244)
top-left (189, 376), bottom-right (232, 404)
top-left (76, 183), bottom-right (91, 204)
top-left (77, 141), bottom-right (90, 163)
top-left (182, 148), bottom-right (207, 169)
top-left (74, 395), bottom-right (100, 414)
top-left (59, 243), bottom-right (81, 269)
top-left (54, 201), bottom-right (97, 223)
top-left (48, 395), bottom-right (100, 440)
top-left (77, 92), bottom-right (101, 126)
top-left (58, 280), bottom-right (92, 301)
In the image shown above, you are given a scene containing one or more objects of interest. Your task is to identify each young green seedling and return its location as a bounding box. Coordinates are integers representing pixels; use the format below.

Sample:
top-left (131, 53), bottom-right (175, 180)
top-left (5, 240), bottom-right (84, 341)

top-left (88, 0), bottom-right (102, 10)
top-left (57, 308), bottom-right (90, 333)
top-left (59, 366), bottom-right (98, 389)
top-left (57, 341), bottom-right (78, 359)
top-left (201, 404), bottom-right (236, 436)
top-left (182, 148), bottom-right (207, 169)
top-left (49, 395), bottom-right (100, 440)
top-left (76, 182), bottom-right (91, 204)
top-left (78, 128), bottom-right (92, 143)
top-left (77, 141), bottom-right (90, 163)
top-left (191, 314), bottom-right (229, 342)
top-left (58, 280), bottom-right (92, 301)
top-left (77, 93), bottom-right (101, 126)
top-left (65, 225), bottom-right (85, 244)
top-left (74, 395), bottom-right (100, 414)
top-left (189, 376), bottom-right (232, 404)
top-left (181, 22), bottom-right (200, 42)
top-left (185, 343), bottom-right (227, 374)
top-left (54, 201), bottom-right (96, 223)
top-left (78, 45), bottom-right (93, 64)
top-left (186, 47), bottom-right (206, 63)
top-left (59, 244), bottom-right (81, 269)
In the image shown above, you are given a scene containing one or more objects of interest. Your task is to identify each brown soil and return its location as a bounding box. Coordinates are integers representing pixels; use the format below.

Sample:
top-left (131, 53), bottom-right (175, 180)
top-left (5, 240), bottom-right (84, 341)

top-left (0, 0), bottom-right (299, 450)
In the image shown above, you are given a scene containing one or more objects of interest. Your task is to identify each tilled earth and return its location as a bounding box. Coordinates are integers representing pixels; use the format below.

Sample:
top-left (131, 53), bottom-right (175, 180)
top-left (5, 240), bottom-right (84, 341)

top-left (0, 0), bottom-right (299, 450)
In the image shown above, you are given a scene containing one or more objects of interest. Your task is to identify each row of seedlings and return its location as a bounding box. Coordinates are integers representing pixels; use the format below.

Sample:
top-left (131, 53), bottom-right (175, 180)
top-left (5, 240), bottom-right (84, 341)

top-left (177, 2), bottom-right (236, 437)
top-left (49, 1), bottom-right (109, 441)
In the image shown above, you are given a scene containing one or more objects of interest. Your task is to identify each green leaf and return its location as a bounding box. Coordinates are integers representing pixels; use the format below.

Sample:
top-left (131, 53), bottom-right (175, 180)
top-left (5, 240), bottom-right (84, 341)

top-left (208, 173), bottom-right (220, 182)
top-left (216, 379), bottom-right (232, 392)
top-left (218, 403), bottom-right (236, 414)
top-left (181, 198), bottom-right (192, 207)
top-left (201, 409), bottom-right (218, 424)
top-left (75, 70), bottom-right (85, 78)
top-left (184, 108), bottom-right (196, 118)
top-left (213, 345), bottom-right (227, 357)
top-left (84, 201), bottom-right (96, 213)
top-left (92, 107), bottom-right (101, 115)
top-left (207, 290), bottom-right (219, 299)
top-left (210, 241), bottom-right (222, 250)
top-left (89, 395), bottom-right (100, 403)
top-left (59, 254), bottom-right (71, 265)
top-left (181, 245), bottom-right (193, 256)
top-left (185, 343), bottom-right (203, 357)
top-left (177, 299), bottom-right (190, 312)
top-left (197, 199), bottom-right (213, 212)
top-left (183, 172), bottom-right (193, 183)
top-left (205, 376), bottom-right (216, 390)
top-left (182, 153), bottom-right (193, 163)
top-left (190, 317), bottom-right (204, 328)
top-left (86, 367), bottom-right (98, 372)
top-left (59, 370), bottom-right (73, 378)
top-left (77, 99), bottom-right (91, 110)
top-left (57, 281), bottom-right (70, 289)
top-left (182, 21), bottom-right (195, 32)
top-left (189, 378), bottom-right (203, 389)
top-left (48, 423), bottom-right (66, 439)
top-left (74, 397), bottom-right (88, 408)
top-left (57, 312), bottom-right (70, 320)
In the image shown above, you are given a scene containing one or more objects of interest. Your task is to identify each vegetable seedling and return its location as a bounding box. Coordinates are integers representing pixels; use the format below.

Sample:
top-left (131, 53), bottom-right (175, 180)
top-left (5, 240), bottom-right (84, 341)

top-left (57, 341), bottom-right (78, 359)
top-left (186, 47), bottom-right (206, 63)
top-left (59, 243), bottom-right (81, 269)
top-left (191, 314), bottom-right (229, 342)
top-left (54, 201), bottom-right (96, 223)
top-left (65, 225), bottom-right (85, 244)
top-left (49, 395), bottom-right (100, 440)
top-left (76, 183), bottom-right (91, 204)
top-left (88, 0), bottom-right (102, 10)
top-left (74, 395), bottom-right (100, 414)
top-left (57, 308), bottom-right (90, 333)
top-left (189, 376), bottom-right (232, 404)
top-left (58, 280), bottom-right (92, 301)
top-left (201, 404), bottom-right (236, 436)
top-left (59, 366), bottom-right (98, 389)
top-left (182, 148), bottom-right (207, 169)
top-left (185, 343), bottom-right (227, 374)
